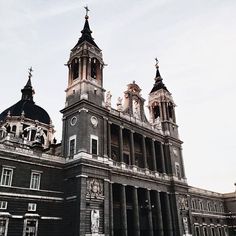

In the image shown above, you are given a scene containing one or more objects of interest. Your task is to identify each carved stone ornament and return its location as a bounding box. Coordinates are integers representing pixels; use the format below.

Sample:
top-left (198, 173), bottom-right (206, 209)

top-left (86, 178), bottom-right (103, 199)
top-left (178, 195), bottom-right (189, 210)
top-left (91, 209), bottom-right (100, 234)
top-left (70, 116), bottom-right (77, 126)
top-left (90, 116), bottom-right (98, 128)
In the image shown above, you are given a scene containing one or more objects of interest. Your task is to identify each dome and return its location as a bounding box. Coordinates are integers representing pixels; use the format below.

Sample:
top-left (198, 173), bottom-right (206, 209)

top-left (0, 100), bottom-right (51, 125)
top-left (0, 77), bottom-right (51, 125)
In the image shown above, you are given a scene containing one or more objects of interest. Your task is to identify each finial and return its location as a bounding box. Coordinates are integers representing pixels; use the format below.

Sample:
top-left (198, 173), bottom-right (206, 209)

top-left (155, 58), bottom-right (159, 69)
top-left (84, 5), bottom-right (90, 19)
top-left (28, 67), bottom-right (33, 80)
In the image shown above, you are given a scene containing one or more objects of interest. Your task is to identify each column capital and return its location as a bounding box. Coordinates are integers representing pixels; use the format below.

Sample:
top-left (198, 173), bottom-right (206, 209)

top-left (103, 116), bottom-right (108, 120)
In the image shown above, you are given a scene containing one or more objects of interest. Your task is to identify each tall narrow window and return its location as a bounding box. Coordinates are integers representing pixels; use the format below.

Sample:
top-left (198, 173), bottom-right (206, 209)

top-left (23, 219), bottom-right (38, 236)
top-left (153, 105), bottom-right (160, 119)
top-left (68, 135), bottom-right (77, 158)
top-left (0, 219), bottom-right (8, 236)
top-left (72, 58), bottom-right (79, 80)
top-left (211, 228), bottom-right (215, 236)
top-left (30, 172), bottom-right (41, 190)
top-left (0, 168), bottom-right (13, 186)
top-left (90, 135), bottom-right (98, 155)
top-left (195, 227), bottom-right (200, 236)
top-left (203, 227), bottom-right (208, 236)
top-left (0, 201), bottom-right (7, 210)
top-left (91, 58), bottom-right (97, 79)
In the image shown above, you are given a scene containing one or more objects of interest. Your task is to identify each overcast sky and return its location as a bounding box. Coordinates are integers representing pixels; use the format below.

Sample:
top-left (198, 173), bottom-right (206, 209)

top-left (0, 0), bottom-right (235, 193)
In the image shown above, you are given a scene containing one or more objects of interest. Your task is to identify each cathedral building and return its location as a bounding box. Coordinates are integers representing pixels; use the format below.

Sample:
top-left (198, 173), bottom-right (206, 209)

top-left (0, 11), bottom-right (235, 236)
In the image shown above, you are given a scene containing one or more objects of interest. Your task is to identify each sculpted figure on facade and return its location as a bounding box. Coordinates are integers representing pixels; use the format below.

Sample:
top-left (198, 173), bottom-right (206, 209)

top-left (91, 209), bottom-right (100, 234)
top-left (116, 97), bottom-right (123, 112)
top-left (105, 91), bottom-right (112, 110)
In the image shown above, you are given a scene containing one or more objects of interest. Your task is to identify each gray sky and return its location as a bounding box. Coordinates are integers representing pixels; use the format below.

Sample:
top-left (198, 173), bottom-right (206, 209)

top-left (0, 0), bottom-right (235, 193)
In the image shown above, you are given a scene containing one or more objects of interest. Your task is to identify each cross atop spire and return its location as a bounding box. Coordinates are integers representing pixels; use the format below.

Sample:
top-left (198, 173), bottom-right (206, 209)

top-left (72, 7), bottom-right (100, 50)
top-left (28, 67), bottom-right (33, 80)
top-left (154, 58), bottom-right (161, 78)
top-left (84, 5), bottom-right (90, 19)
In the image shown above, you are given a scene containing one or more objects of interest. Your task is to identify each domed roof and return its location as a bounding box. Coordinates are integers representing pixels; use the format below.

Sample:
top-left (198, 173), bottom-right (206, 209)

top-left (0, 100), bottom-right (50, 125)
top-left (0, 76), bottom-right (51, 125)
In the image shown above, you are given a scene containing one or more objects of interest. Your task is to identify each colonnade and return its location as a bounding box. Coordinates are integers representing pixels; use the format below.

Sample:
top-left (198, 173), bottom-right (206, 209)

top-left (109, 183), bottom-right (175, 236)
top-left (106, 122), bottom-right (168, 174)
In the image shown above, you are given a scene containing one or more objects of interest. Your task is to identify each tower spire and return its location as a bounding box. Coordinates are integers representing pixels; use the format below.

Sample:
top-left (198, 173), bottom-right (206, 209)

top-left (72, 7), bottom-right (99, 50)
top-left (150, 59), bottom-right (168, 93)
top-left (21, 67), bottom-right (34, 101)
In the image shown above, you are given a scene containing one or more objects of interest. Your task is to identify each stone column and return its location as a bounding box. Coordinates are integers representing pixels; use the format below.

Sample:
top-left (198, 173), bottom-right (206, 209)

top-left (103, 117), bottom-right (108, 158)
top-left (79, 58), bottom-right (82, 79)
top-left (133, 187), bottom-right (140, 236)
top-left (142, 135), bottom-right (147, 169)
top-left (160, 143), bottom-right (166, 174)
top-left (104, 179), bottom-right (110, 235)
top-left (110, 182), bottom-right (114, 236)
top-left (151, 139), bottom-right (157, 172)
top-left (179, 147), bottom-right (186, 179)
top-left (130, 130), bottom-right (135, 166)
top-left (119, 126), bottom-right (124, 163)
top-left (120, 184), bottom-right (128, 236)
top-left (145, 190), bottom-right (154, 236)
top-left (163, 192), bottom-right (173, 236)
top-left (108, 122), bottom-right (111, 159)
top-left (75, 175), bottom-right (87, 236)
top-left (154, 191), bottom-right (164, 236)
top-left (82, 57), bottom-right (87, 80)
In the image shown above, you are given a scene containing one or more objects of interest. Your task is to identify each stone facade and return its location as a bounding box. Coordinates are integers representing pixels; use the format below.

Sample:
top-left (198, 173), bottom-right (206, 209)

top-left (0, 12), bottom-right (235, 236)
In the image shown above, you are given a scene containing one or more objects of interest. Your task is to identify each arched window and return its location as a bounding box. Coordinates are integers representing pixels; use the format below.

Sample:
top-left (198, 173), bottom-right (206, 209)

top-left (72, 58), bottom-right (79, 80)
top-left (168, 102), bottom-right (173, 120)
top-left (12, 125), bottom-right (16, 133)
top-left (91, 58), bottom-right (99, 79)
top-left (153, 105), bottom-right (160, 119)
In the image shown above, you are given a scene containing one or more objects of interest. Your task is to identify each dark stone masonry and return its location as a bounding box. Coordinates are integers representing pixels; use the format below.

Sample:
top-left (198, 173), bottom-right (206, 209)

top-left (0, 11), bottom-right (235, 236)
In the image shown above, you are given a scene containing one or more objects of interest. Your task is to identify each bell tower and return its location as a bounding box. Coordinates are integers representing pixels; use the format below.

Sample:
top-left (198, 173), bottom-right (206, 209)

top-left (65, 9), bottom-right (105, 107)
top-left (148, 59), bottom-right (178, 138)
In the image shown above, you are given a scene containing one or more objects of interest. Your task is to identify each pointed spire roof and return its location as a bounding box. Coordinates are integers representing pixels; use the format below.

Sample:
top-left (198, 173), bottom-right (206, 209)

top-left (73, 8), bottom-right (99, 50)
top-left (150, 59), bottom-right (169, 93)
top-left (21, 67), bottom-right (34, 101)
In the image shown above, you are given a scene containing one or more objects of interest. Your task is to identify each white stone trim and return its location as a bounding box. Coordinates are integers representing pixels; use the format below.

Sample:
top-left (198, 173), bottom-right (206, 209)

top-left (40, 216), bottom-right (62, 220)
top-left (0, 192), bottom-right (63, 201)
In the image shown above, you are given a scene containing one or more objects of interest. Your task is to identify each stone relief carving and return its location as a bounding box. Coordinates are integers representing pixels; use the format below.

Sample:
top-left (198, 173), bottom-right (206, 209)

top-left (178, 195), bottom-right (189, 210)
top-left (86, 178), bottom-right (103, 199)
top-left (91, 209), bottom-right (100, 234)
